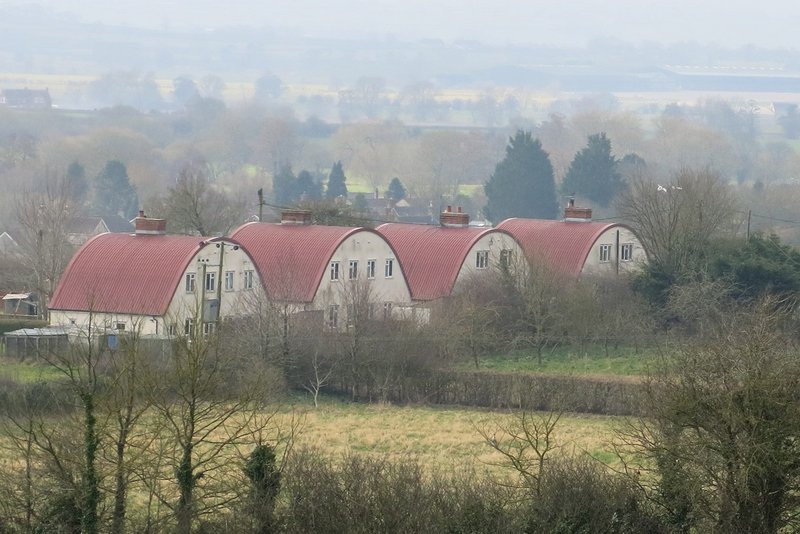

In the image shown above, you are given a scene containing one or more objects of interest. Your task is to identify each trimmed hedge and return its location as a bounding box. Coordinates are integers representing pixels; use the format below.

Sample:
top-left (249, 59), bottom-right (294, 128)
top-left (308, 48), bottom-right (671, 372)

top-left (333, 369), bottom-right (645, 416)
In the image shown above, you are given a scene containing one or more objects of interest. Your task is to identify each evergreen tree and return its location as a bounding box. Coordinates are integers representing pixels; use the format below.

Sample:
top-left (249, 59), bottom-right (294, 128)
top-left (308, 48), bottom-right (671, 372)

top-left (560, 133), bottom-right (624, 207)
top-left (326, 161), bottom-right (348, 199)
top-left (385, 177), bottom-right (407, 203)
top-left (295, 170), bottom-right (323, 201)
top-left (93, 160), bottom-right (138, 218)
top-left (273, 165), bottom-right (296, 206)
top-left (66, 160), bottom-right (88, 205)
top-left (484, 130), bottom-right (557, 222)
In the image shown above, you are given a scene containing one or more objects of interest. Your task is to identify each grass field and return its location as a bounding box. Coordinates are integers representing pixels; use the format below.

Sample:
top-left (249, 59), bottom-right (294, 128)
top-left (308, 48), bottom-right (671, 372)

top-left (276, 397), bottom-right (623, 471)
top-left (0, 357), bottom-right (62, 383)
top-left (462, 345), bottom-right (658, 378)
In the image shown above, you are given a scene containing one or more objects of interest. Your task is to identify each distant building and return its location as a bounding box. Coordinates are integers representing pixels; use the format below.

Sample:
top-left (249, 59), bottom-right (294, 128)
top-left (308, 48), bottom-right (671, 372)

top-left (66, 215), bottom-right (134, 246)
top-left (0, 88), bottom-right (52, 109)
top-left (496, 201), bottom-right (647, 277)
top-left (230, 209), bottom-right (417, 328)
top-left (49, 212), bottom-right (261, 336)
top-left (377, 206), bottom-right (525, 302)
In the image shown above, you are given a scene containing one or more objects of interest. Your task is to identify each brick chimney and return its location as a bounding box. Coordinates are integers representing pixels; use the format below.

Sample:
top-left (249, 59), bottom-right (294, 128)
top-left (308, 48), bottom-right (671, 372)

top-left (564, 198), bottom-right (592, 222)
top-left (280, 208), bottom-right (313, 225)
top-left (133, 210), bottom-right (167, 235)
top-left (440, 205), bottom-right (470, 227)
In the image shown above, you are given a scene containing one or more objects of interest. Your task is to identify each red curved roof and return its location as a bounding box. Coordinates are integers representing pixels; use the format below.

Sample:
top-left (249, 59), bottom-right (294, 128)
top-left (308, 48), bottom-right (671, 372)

top-left (230, 222), bottom-right (398, 302)
top-left (49, 233), bottom-right (212, 315)
top-left (377, 223), bottom-right (515, 300)
top-left (496, 218), bottom-right (626, 276)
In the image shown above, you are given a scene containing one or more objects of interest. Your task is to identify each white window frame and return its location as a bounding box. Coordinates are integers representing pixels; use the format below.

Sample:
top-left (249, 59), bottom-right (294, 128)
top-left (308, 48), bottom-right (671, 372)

top-left (243, 270), bottom-right (254, 290)
top-left (500, 249), bottom-right (513, 269)
top-left (205, 272), bottom-right (216, 292)
top-left (202, 322), bottom-right (215, 335)
top-left (348, 260), bottom-right (358, 280)
top-left (168, 323), bottom-right (177, 336)
top-left (366, 259), bottom-right (376, 279)
top-left (620, 243), bottom-right (633, 262)
top-left (184, 318), bottom-right (195, 336)
top-left (383, 302), bottom-right (393, 320)
top-left (476, 250), bottom-right (489, 269)
top-left (599, 244), bottom-right (612, 263)
top-left (185, 272), bottom-right (196, 293)
top-left (330, 261), bottom-right (340, 281)
top-left (224, 270), bottom-right (235, 291)
top-left (385, 258), bottom-right (394, 278)
top-left (327, 304), bottom-right (339, 330)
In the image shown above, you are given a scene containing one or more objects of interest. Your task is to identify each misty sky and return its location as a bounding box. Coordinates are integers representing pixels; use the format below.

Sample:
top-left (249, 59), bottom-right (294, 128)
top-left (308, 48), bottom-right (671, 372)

top-left (25, 0), bottom-right (800, 49)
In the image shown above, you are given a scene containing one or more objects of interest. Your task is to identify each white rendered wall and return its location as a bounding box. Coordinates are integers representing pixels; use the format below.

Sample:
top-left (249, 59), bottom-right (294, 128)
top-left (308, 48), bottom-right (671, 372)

top-left (580, 226), bottom-right (647, 276)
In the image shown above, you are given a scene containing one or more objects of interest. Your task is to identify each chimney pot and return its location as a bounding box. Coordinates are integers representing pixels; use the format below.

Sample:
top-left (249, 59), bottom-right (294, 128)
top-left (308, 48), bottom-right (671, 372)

top-left (280, 208), bottom-right (313, 225)
top-left (440, 207), bottom-right (470, 227)
top-left (133, 211), bottom-right (167, 235)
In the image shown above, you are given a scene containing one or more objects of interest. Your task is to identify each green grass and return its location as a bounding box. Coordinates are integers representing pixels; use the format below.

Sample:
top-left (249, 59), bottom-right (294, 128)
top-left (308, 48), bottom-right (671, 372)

top-left (461, 346), bottom-right (658, 377)
top-left (0, 358), bottom-right (63, 383)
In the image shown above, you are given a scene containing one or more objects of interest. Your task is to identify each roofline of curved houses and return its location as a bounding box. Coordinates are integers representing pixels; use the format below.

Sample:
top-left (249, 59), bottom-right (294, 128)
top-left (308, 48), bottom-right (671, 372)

top-left (48, 216), bottom-right (645, 321)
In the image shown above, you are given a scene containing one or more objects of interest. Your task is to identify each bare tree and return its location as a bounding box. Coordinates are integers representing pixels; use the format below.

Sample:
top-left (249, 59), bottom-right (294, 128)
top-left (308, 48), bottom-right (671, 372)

top-left (14, 171), bottom-right (77, 317)
top-left (617, 167), bottom-right (738, 280)
top-left (617, 297), bottom-right (800, 533)
top-left (144, 311), bottom-right (288, 534)
top-left (155, 160), bottom-right (248, 236)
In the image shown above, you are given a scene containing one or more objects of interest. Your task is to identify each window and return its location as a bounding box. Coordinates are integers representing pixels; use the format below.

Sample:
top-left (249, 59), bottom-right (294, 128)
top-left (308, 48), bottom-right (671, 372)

top-left (168, 323), bottom-right (177, 336)
top-left (349, 260), bottom-right (358, 280)
top-left (224, 271), bottom-right (235, 291)
top-left (599, 244), bottom-right (612, 263)
top-left (500, 249), bottom-right (513, 270)
top-left (621, 243), bottom-right (633, 262)
top-left (202, 322), bottom-right (215, 335)
top-left (383, 302), bottom-right (393, 320)
top-left (385, 258), bottom-right (394, 278)
top-left (367, 303), bottom-right (375, 320)
top-left (185, 273), bottom-right (196, 293)
top-left (476, 250), bottom-right (489, 269)
top-left (115, 322), bottom-right (126, 331)
top-left (205, 272), bottom-right (216, 292)
top-left (330, 261), bottom-right (340, 281)
top-left (327, 304), bottom-right (339, 329)
top-left (367, 259), bottom-right (376, 279)
top-left (184, 318), bottom-right (195, 336)
top-left (243, 270), bottom-right (254, 290)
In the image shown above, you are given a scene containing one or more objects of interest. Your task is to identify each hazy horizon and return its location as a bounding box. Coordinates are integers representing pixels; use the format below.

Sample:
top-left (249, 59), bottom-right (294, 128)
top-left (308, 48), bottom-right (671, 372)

top-left (18, 0), bottom-right (800, 49)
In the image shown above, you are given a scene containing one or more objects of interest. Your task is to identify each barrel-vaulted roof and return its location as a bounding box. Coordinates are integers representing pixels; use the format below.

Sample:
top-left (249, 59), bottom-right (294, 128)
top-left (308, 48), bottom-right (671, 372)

top-left (49, 233), bottom-right (228, 316)
top-left (376, 223), bottom-right (516, 301)
top-left (496, 218), bottom-right (626, 277)
top-left (230, 222), bottom-right (401, 303)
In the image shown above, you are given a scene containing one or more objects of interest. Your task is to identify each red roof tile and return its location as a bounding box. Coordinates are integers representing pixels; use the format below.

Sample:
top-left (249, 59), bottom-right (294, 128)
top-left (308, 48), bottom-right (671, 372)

top-left (230, 222), bottom-right (400, 303)
top-left (49, 233), bottom-right (212, 315)
top-left (377, 223), bottom-right (515, 300)
top-left (496, 218), bottom-right (626, 276)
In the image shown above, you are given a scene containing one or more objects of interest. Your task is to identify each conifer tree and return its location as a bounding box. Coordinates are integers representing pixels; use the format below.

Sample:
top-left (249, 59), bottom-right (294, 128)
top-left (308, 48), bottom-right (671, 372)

top-left (326, 161), bottom-right (348, 199)
top-left (561, 133), bottom-right (624, 207)
top-left (484, 130), bottom-right (557, 222)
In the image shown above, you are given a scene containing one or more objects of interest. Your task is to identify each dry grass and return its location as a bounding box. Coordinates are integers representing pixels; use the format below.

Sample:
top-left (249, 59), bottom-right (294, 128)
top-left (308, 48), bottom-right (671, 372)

top-left (273, 398), bottom-right (623, 473)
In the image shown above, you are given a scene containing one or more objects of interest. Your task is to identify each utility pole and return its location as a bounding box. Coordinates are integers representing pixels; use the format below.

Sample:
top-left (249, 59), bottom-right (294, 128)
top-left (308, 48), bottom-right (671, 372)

top-left (257, 188), bottom-right (265, 222)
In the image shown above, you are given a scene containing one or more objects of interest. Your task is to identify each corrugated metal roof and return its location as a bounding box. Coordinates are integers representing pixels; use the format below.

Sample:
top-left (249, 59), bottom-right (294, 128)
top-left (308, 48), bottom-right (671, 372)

top-left (377, 223), bottom-right (512, 301)
top-left (230, 222), bottom-right (397, 303)
top-left (496, 218), bottom-right (625, 276)
top-left (49, 233), bottom-right (210, 315)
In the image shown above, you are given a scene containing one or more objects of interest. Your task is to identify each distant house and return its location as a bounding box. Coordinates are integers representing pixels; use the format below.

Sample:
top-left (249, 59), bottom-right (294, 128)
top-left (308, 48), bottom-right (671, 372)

top-left (496, 201), bottom-right (647, 277)
top-left (0, 231), bottom-right (20, 255)
top-left (377, 206), bottom-right (525, 302)
top-left (66, 215), bottom-right (134, 246)
top-left (362, 191), bottom-right (436, 224)
top-left (0, 88), bottom-right (52, 109)
top-left (49, 212), bottom-right (261, 336)
top-left (230, 209), bottom-right (416, 328)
